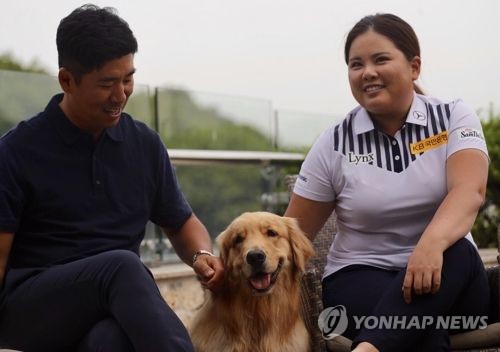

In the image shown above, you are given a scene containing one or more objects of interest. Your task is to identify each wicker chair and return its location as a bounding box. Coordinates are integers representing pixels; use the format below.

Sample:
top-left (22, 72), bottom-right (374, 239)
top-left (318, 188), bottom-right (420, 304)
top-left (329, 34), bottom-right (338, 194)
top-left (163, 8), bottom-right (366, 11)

top-left (285, 175), bottom-right (500, 352)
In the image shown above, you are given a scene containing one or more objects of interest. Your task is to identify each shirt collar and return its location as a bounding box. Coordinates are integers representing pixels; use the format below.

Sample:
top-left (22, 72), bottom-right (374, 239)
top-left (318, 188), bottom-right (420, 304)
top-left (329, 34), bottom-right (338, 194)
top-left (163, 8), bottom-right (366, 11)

top-left (47, 94), bottom-right (83, 145)
top-left (47, 93), bottom-right (124, 144)
top-left (405, 93), bottom-right (428, 127)
top-left (353, 107), bottom-right (376, 135)
top-left (353, 92), bottom-right (429, 135)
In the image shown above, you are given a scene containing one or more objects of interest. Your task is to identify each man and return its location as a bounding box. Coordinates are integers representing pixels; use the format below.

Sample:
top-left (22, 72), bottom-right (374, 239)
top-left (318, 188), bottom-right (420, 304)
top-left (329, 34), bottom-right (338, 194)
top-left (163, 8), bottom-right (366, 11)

top-left (0, 4), bottom-right (223, 351)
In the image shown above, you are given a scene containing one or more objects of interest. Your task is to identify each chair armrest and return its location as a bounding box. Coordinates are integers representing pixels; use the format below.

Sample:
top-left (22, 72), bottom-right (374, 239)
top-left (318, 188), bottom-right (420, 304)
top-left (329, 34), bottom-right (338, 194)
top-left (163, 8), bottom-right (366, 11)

top-left (300, 268), bottom-right (327, 351)
top-left (450, 322), bottom-right (500, 351)
top-left (486, 265), bottom-right (500, 323)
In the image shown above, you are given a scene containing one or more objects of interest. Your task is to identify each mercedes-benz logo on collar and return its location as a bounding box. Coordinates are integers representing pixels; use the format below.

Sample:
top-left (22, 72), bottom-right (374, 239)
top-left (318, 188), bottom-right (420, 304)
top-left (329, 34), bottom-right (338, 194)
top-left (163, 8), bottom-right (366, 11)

top-left (413, 111), bottom-right (426, 121)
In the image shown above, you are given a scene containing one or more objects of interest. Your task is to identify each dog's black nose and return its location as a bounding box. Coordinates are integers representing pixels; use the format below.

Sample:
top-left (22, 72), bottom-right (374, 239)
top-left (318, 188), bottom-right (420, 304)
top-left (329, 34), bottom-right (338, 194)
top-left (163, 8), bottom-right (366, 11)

top-left (246, 249), bottom-right (266, 267)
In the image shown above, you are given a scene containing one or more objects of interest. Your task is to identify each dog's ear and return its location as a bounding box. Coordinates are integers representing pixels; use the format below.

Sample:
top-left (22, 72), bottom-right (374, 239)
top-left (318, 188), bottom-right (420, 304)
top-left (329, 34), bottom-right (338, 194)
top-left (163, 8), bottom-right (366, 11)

top-left (216, 228), bottom-right (231, 267)
top-left (284, 217), bottom-right (314, 273)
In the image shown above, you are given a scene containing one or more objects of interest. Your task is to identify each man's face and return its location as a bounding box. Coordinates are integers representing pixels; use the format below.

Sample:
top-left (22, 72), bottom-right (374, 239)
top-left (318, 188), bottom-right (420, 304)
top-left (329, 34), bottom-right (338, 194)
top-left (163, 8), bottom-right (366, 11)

top-left (59, 54), bottom-right (135, 139)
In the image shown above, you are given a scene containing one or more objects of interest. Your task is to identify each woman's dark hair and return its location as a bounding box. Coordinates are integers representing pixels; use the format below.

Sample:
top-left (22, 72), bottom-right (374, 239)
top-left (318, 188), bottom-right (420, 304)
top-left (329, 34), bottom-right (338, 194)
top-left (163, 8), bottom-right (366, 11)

top-left (56, 4), bottom-right (138, 82)
top-left (344, 13), bottom-right (423, 94)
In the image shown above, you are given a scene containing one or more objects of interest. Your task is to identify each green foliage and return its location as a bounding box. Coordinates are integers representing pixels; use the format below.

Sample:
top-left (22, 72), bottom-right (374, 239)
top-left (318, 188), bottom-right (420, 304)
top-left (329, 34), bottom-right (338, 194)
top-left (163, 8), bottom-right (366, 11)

top-left (0, 52), bottom-right (57, 136)
top-left (123, 84), bottom-right (156, 128)
top-left (157, 89), bottom-right (273, 151)
top-left (0, 52), bottom-right (49, 74)
top-left (176, 165), bottom-right (263, 235)
top-left (472, 110), bottom-right (500, 247)
top-left (166, 124), bottom-right (272, 150)
top-left (0, 71), bottom-right (61, 136)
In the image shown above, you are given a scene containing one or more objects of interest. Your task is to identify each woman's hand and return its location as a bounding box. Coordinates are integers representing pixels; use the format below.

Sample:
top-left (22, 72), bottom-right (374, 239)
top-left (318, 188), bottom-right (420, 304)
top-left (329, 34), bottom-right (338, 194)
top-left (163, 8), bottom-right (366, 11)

top-left (402, 240), bottom-right (443, 304)
top-left (402, 149), bottom-right (488, 304)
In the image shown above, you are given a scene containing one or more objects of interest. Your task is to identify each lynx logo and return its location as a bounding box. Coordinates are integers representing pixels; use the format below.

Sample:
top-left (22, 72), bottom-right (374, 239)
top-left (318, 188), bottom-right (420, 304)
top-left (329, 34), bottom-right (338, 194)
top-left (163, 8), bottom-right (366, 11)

top-left (318, 305), bottom-right (348, 339)
top-left (458, 128), bottom-right (484, 140)
top-left (347, 152), bottom-right (375, 165)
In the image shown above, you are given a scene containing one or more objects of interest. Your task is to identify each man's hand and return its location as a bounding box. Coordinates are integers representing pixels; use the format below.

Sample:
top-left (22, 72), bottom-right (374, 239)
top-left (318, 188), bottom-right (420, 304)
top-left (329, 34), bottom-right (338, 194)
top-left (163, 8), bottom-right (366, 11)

top-left (193, 254), bottom-right (225, 292)
top-left (162, 215), bottom-right (225, 291)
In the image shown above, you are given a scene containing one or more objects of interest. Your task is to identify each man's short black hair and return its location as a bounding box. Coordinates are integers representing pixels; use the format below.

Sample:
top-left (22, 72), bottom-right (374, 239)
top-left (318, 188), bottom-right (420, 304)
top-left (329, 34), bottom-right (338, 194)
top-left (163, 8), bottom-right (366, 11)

top-left (56, 4), bottom-right (138, 81)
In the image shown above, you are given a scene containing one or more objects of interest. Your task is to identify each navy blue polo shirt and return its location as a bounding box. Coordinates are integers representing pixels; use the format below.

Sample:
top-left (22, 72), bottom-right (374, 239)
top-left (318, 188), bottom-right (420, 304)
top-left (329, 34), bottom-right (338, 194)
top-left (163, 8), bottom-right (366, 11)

top-left (0, 94), bottom-right (192, 269)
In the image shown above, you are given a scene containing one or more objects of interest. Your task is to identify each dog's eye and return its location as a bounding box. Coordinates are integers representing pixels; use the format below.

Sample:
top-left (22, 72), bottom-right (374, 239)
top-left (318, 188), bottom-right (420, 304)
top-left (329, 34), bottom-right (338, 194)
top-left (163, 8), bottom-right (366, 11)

top-left (266, 229), bottom-right (278, 237)
top-left (233, 234), bottom-right (244, 245)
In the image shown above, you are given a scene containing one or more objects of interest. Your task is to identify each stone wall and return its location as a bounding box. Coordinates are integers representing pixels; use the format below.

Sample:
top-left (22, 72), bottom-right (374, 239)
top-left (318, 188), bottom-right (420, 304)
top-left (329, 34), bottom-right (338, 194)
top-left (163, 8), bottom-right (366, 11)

top-left (150, 263), bottom-right (205, 329)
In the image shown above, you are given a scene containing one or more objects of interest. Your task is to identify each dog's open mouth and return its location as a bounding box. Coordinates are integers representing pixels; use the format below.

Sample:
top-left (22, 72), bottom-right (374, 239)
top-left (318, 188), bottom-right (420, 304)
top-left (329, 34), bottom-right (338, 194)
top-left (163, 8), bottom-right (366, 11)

top-left (248, 258), bottom-right (283, 294)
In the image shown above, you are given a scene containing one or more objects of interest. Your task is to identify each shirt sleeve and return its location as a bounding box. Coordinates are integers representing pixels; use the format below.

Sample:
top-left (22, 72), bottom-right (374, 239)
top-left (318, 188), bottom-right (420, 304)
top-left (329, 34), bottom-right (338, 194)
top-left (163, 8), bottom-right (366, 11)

top-left (149, 135), bottom-right (193, 231)
top-left (0, 141), bottom-right (25, 233)
top-left (446, 99), bottom-right (488, 159)
top-left (293, 127), bottom-right (339, 202)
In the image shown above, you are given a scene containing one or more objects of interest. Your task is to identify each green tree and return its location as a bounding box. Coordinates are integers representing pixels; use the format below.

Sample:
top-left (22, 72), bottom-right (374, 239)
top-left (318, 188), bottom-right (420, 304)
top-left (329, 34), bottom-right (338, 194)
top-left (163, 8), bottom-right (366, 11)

top-left (156, 89), bottom-right (274, 151)
top-left (0, 70), bottom-right (61, 135)
top-left (0, 52), bottom-right (49, 74)
top-left (472, 109), bottom-right (500, 247)
top-left (0, 53), bottom-right (55, 135)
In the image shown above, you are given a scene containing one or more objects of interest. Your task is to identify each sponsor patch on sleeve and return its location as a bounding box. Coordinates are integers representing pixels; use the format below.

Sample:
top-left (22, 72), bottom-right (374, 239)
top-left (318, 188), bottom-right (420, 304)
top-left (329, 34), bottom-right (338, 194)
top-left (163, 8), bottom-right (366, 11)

top-left (410, 131), bottom-right (448, 155)
top-left (457, 127), bottom-right (484, 141)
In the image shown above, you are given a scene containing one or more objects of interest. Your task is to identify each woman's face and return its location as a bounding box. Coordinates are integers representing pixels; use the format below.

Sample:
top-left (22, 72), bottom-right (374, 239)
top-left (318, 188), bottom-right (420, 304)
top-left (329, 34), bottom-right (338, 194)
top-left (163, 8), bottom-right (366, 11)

top-left (347, 29), bottom-right (420, 123)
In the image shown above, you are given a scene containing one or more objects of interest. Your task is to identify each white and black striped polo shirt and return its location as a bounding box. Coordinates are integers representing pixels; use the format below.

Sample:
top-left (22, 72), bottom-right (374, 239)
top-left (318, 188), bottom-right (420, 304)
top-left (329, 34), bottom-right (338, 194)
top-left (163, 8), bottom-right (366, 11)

top-left (294, 93), bottom-right (488, 277)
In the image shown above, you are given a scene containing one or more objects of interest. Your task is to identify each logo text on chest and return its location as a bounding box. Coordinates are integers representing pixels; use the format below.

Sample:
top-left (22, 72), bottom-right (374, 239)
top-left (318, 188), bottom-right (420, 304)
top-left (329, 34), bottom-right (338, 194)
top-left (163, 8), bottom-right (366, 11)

top-left (347, 152), bottom-right (375, 165)
top-left (410, 131), bottom-right (448, 155)
top-left (458, 128), bottom-right (484, 140)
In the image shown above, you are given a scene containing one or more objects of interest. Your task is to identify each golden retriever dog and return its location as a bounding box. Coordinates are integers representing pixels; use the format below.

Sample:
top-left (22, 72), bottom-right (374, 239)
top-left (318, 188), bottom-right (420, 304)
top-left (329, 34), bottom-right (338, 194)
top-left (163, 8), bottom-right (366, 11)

top-left (190, 211), bottom-right (314, 352)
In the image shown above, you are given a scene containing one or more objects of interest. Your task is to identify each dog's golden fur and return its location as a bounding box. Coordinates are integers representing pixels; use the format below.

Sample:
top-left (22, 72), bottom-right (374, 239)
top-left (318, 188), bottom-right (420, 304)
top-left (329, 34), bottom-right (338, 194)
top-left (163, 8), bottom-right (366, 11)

top-left (190, 211), bottom-right (314, 352)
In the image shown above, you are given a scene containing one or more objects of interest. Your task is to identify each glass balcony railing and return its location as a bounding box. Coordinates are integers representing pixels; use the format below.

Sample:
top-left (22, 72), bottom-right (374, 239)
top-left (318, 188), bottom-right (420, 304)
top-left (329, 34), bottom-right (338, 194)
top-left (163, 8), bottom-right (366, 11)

top-left (274, 109), bottom-right (342, 151)
top-left (156, 87), bottom-right (275, 151)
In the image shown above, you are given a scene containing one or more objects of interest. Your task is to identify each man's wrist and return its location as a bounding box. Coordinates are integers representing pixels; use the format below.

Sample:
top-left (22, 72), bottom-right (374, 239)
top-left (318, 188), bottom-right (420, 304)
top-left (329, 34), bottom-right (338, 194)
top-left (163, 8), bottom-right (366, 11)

top-left (192, 249), bottom-right (215, 265)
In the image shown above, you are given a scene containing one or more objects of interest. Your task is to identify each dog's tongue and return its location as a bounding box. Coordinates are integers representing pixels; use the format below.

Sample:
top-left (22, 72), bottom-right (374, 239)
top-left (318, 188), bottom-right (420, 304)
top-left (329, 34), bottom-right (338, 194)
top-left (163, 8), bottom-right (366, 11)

top-left (250, 273), bottom-right (271, 290)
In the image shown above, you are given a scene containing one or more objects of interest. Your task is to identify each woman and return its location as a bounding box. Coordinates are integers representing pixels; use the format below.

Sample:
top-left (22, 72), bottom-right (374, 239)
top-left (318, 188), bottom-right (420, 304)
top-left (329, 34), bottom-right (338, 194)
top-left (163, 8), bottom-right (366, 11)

top-left (285, 13), bottom-right (490, 352)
